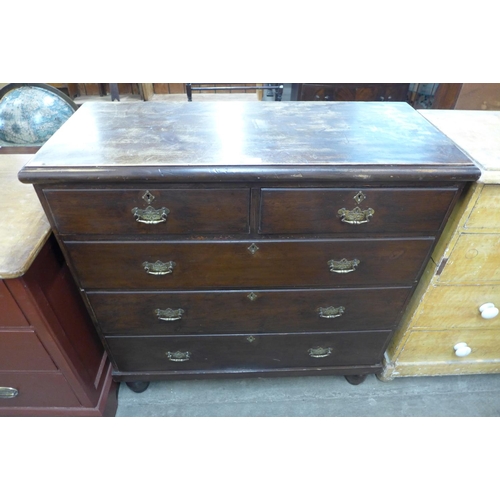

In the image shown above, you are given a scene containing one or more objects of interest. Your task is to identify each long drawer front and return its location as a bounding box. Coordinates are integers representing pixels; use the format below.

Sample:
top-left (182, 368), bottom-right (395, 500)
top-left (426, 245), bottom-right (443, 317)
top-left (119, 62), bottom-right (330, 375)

top-left (66, 238), bottom-right (433, 290)
top-left (88, 287), bottom-right (412, 336)
top-left (106, 331), bottom-right (391, 372)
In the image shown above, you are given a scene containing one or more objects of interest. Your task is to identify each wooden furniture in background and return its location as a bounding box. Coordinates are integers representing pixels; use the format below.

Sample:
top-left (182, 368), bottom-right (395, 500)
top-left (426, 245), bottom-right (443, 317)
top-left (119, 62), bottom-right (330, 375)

top-left (0, 154), bottom-right (117, 416)
top-left (432, 84), bottom-right (500, 110)
top-left (381, 110), bottom-right (500, 379)
top-left (295, 83), bottom-right (410, 102)
top-left (18, 102), bottom-right (479, 392)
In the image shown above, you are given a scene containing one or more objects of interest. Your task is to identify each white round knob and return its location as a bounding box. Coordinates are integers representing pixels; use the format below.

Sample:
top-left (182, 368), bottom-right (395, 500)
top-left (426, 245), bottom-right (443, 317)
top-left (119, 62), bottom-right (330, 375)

top-left (454, 342), bottom-right (472, 357)
top-left (479, 303), bottom-right (499, 319)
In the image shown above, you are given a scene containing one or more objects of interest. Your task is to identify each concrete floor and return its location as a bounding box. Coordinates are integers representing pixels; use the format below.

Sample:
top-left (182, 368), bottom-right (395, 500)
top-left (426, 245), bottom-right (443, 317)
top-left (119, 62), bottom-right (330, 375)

top-left (116, 373), bottom-right (500, 417)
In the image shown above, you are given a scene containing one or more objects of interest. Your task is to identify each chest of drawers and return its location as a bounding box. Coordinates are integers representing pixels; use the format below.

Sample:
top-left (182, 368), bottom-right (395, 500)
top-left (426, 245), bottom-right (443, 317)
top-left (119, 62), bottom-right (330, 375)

top-left (18, 102), bottom-right (480, 391)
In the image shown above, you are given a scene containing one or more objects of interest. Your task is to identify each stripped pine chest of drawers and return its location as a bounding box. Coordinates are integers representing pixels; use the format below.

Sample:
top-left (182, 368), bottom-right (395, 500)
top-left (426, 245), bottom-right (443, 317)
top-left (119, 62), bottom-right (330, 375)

top-left (18, 101), bottom-right (480, 392)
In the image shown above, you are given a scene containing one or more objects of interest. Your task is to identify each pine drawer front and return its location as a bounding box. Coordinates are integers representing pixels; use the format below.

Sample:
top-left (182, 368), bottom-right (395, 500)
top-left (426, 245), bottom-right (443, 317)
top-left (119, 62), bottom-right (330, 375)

top-left (438, 233), bottom-right (500, 284)
top-left (65, 238), bottom-right (434, 290)
top-left (44, 188), bottom-right (251, 236)
top-left (106, 331), bottom-right (392, 372)
top-left (465, 185), bottom-right (500, 229)
top-left (0, 373), bottom-right (81, 407)
top-left (395, 329), bottom-right (500, 365)
top-left (259, 188), bottom-right (458, 234)
top-left (87, 287), bottom-right (412, 336)
top-left (413, 285), bottom-right (500, 330)
top-left (0, 330), bottom-right (57, 371)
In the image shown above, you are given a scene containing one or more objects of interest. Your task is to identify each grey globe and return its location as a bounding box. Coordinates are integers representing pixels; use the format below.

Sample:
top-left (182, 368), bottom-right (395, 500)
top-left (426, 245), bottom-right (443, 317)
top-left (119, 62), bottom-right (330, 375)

top-left (0, 84), bottom-right (77, 145)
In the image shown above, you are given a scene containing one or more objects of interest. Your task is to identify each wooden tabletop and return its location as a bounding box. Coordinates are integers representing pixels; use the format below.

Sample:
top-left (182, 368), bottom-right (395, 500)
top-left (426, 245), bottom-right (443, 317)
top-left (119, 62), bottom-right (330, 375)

top-left (0, 155), bottom-right (51, 279)
top-left (419, 110), bottom-right (500, 184)
top-left (20, 101), bottom-right (479, 184)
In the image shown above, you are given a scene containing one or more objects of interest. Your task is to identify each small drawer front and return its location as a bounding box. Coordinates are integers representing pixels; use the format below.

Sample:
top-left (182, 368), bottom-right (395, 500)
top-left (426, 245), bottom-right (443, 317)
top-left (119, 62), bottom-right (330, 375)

top-left (88, 287), bottom-right (411, 336)
top-left (66, 238), bottom-right (433, 290)
top-left (0, 281), bottom-right (29, 327)
top-left (106, 331), bottom-right (391, 373)
top-left (414, 285), bottom-right (500, 330)
top-left (0, 373), bottom-right (80, 408)
top-left (466, 185), bottom-right (500, 230)
top-left (0, 331), bottom-right (57, 371)
top-left (259, 188), bottom-right (457, 234)
top-left (439, 234), bottom-right (500, 284)
top-left (44, 188), bottom-right (250, 235)
top-left (396, 329), bottom-right (500, 365)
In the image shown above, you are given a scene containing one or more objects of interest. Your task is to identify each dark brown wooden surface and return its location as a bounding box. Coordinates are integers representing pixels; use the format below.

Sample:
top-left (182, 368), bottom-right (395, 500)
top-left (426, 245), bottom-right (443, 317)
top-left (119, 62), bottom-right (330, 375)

top-left (298, 83), bottom-right (410, 102)
top-left (88, 287), bottom-right (412, 336)
top-left (19, 102), bottom-right (479, 186)
top-left (259, 187), bottom-right (458, 234)
top-left (44, 188), bottom-right (250, 236)
top-left (65, 238), bottom-right (434, 290)
top-left (106, 331), bottom-right (391, 373)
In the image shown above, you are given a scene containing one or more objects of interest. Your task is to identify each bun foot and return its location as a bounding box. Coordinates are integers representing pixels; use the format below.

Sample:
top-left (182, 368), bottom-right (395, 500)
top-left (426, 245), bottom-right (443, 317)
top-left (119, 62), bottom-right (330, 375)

top-left (345, 374), bottom-right (368, 385)
top-left (125, 381), bottom-right (150, 393)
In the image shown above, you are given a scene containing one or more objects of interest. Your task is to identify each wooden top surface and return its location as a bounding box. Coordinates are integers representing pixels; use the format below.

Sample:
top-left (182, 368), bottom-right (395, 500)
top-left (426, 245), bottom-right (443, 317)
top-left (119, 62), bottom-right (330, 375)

top-left (0, 155), bottom-right (51, 279)
top-left (20, 102), bottom-right (479, 184)
top-left (419, 110), bottom-right (500, 184)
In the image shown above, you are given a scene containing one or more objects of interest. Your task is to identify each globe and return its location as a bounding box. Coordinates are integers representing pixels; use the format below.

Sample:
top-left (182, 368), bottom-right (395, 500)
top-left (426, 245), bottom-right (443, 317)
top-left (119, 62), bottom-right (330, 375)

top-left (0, 84), bottom-right (76, 145)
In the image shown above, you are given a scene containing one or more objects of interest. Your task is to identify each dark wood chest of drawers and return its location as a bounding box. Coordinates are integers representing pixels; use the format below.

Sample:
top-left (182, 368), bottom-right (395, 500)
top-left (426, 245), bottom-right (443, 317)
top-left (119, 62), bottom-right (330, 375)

top-left (19, 101), bottom-right (480, 389)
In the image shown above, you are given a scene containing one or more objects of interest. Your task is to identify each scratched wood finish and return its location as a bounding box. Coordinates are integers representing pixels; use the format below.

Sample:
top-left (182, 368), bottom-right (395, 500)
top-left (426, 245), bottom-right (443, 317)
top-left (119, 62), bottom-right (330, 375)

top-left (106, 331), bottom-right (392, 373)
top-left (19, 102), bottom-right (477, 185)
top-left (87, 287), bottom-right (412, 336)
top-left (65, 238), bottom-right (434, 290)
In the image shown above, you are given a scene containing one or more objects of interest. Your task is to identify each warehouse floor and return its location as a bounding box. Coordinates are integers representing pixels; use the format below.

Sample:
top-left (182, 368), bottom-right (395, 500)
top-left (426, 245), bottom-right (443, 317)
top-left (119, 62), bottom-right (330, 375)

top-left (115, 372), bottom-right (500, 417)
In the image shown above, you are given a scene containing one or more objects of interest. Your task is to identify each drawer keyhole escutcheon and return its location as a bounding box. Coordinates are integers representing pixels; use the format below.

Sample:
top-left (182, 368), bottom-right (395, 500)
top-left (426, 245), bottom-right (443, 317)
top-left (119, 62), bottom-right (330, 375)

top-left (318, 306), bottom-right (345, 319)
top-left (247, 243), bottom-right (259, 255)
top-left (247, 336), bottom-right (256, 343)
top-left (247, 292), bottom-right (258, 301)
top-left (353, 191), bottom-right (366, 204)
top-left (338, 206), bottom-right (374, 224)
top-left (0, 387), bottom-right (19, 399)
top-left (166, 351), bottom-right (191, 362)
top-left (155, 308), bottom-right (184, 321)
top-left (328, 258), bottom-right (360, 273)
top-left (132, 205), bottom-right (170, 224)
top-left (143, 260), bottom-right (176, 275)
top-left (142, 190), bottom-right (155, 204)
top-left (308, 347), bottom-right (332, 358)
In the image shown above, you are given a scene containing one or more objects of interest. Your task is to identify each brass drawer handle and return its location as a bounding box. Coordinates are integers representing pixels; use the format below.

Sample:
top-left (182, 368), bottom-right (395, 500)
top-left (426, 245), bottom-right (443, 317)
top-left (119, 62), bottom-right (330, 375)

top-left (328, 258), bottom-right (360, 273)
top-left (155, 308), bottom-right (184, 321)
top-left (0, 387), bottom-right (19, 399)
top-left (143, 260), bottom-right (176, 275)
top-left (308, 347), bottom-right (332, 358)
top-left (338, 207), bottom-right (374, 224)
top-left (132, 205), bottom-right (170, 224)
top-left (167, 350), bottom-right (191, 362)
top-left (318, 306), bottom-right (345, 319)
